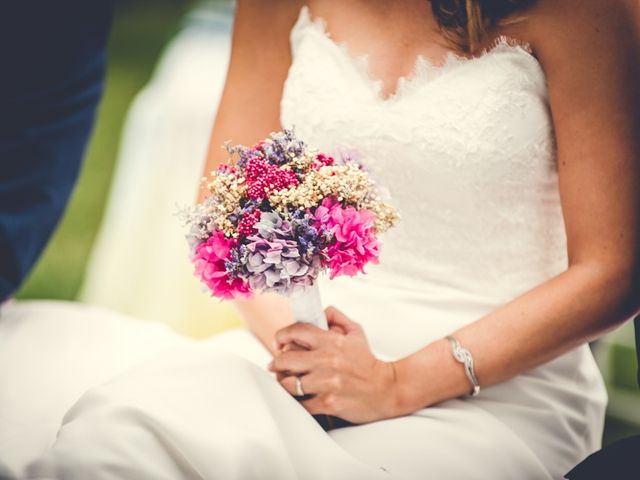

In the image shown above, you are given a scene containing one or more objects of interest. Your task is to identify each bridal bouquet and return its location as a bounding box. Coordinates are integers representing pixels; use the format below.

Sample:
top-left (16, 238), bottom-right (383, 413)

top-left (184, 130), bottom-right (397, 328)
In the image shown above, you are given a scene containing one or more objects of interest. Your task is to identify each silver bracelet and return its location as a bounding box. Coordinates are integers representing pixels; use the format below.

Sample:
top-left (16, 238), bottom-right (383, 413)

top-left (446, 335), bottom-right (480, 397)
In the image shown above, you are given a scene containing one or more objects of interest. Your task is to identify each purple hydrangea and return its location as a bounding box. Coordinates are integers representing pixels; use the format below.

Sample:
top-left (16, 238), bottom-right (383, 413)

top-left (237, 212), bottom-right (322, 293)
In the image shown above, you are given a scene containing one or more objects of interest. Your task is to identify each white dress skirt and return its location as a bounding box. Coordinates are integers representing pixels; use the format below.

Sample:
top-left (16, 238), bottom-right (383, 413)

top-left (2, 298), bottom-right (604, 480)
top-left (5, 6), bottom-right (608, 480)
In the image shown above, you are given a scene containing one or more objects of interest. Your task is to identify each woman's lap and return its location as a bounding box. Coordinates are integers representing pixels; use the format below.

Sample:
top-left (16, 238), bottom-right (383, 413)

top-left (1, 304), bottom-right (565, 479)
top-left (23, 327), bottom-right (551, 479)
top-left (210, 329), bottom-right (554, 478)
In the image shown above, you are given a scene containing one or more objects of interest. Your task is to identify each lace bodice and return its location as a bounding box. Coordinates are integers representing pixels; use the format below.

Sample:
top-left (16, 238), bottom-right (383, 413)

top-left (281, 7), bottom-right (565, 314)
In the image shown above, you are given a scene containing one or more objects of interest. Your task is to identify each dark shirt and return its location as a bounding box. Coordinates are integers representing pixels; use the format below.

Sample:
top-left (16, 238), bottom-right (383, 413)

top-left (0, 2), bottom-right (113, 301)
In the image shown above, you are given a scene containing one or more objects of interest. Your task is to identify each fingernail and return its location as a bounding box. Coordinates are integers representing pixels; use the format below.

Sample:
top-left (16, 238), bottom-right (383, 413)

top-left (267, 360), bottom-right (273, 370)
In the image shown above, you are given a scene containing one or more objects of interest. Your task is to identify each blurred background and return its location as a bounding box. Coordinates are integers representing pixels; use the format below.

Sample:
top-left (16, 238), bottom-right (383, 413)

top-left (14, 0), bottom-right (640, 446)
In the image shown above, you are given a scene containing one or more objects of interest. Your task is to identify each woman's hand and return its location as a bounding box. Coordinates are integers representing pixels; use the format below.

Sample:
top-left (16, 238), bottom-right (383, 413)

top-left (268, 306), bottom-right (399, 424)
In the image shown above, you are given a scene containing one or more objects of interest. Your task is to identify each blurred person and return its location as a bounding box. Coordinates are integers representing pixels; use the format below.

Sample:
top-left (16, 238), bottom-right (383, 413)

top-left (0, 3), bottom-right (113, 475)
top-left (21, 1), bottom-right (639, 479)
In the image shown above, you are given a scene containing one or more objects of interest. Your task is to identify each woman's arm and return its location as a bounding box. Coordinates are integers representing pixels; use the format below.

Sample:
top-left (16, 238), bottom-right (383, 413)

top-left (200, 0), bottom-right (303, 355)
top-left (270, 0), bottom-right (640, 422)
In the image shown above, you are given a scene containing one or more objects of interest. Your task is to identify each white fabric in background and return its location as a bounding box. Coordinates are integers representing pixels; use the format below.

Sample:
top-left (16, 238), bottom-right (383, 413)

top-left (80, 5), bottom-right (239, 336)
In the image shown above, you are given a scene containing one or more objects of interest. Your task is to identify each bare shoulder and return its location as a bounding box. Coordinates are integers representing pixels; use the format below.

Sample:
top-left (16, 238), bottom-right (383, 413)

top-left (521, 0), bottom-right (638, 65)
top-left (498, 0), bottom-right (639, 118)
top-left (234, 0), bottom-right (304, 44)
top-left (509, 0), bottom-right (639, 152)
top-left (235, 0), bottom-right (303, 23)
top-left (229, 0), bottom-right (303, 78)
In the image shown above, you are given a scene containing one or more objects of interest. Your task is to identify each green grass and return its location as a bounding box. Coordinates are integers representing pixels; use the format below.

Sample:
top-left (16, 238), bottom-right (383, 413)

top-left (603, 344), bottom-right (640, 445)
top-left (17, 0), bottom-right (195, 300)
top-left (611, 345), bottom-right (640, 391)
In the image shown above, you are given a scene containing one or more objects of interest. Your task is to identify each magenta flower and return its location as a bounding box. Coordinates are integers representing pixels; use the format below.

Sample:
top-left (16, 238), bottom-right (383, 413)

top-left (245, 157), bottom-right (299, 200)
top-left (313, 153), bottom-right (335, 169)
top-left (237, 209), bottom-right (262, 237)
top-left (314, 198), bottom-right (380, 279)
top-left (192, 232), bottom-right (250, 299)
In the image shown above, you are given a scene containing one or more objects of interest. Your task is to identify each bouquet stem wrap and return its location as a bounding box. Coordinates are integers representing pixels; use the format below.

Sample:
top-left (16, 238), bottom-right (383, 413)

top-left (290, 284), bottom-right (327, 329)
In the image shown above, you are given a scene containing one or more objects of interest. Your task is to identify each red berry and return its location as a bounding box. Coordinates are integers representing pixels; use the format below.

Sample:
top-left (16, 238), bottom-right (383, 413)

top-left (238, 210), bottom-right (262, 236)
top-left (316, 154), bottom-right (334, 166)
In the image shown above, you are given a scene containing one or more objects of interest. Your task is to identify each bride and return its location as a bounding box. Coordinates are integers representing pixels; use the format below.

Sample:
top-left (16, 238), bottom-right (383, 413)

top-left (14, 0), bottom-right (639, 478)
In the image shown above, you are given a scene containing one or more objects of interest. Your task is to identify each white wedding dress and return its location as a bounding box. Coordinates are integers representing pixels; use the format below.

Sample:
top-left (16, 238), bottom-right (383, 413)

top-left (7, 6), bottom-right (607, 479)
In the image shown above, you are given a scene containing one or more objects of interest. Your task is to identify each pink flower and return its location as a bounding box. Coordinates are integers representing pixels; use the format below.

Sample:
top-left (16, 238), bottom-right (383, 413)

top-left (192, 232), bottom-right (251, 299)
top-left (314, 198), bottom-right (380, 279)
top-left (313, 153), bottom-right (335, 169)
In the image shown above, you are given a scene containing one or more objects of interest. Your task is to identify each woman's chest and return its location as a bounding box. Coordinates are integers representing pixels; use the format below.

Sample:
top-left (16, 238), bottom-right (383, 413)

top-left (282, 41), bottom-right (553, 176)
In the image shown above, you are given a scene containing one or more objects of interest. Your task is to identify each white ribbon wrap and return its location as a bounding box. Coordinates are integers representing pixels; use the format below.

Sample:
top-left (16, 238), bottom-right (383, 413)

top-left (290, 283), bottom-right (327, 329)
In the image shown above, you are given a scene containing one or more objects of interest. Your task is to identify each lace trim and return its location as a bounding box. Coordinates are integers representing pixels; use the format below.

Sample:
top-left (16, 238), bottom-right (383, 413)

top-left (292, 6), bottom-right (540, 103)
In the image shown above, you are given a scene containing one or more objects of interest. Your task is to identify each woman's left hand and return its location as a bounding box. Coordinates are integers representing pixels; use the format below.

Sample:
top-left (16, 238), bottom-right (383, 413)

top-left (269, 306), bottom-right (399, 424)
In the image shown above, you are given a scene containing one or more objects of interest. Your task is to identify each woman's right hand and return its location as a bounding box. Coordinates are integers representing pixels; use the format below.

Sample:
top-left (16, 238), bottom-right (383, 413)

top-left (273, 310), bottom-right (347, 378)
